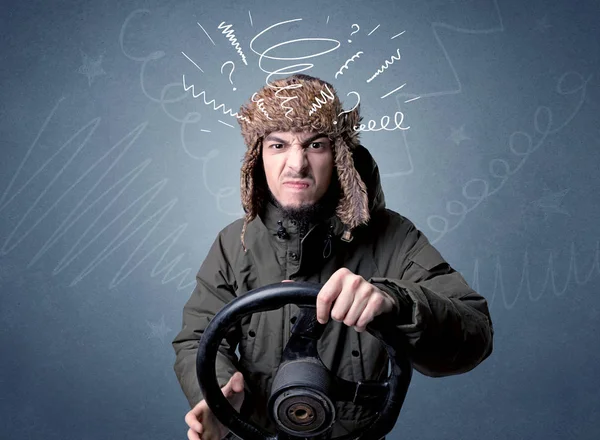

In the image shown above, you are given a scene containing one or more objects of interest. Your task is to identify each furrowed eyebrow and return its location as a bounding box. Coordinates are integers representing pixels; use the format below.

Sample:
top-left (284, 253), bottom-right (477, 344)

top-left (264, 133), bottom-right (329, 146)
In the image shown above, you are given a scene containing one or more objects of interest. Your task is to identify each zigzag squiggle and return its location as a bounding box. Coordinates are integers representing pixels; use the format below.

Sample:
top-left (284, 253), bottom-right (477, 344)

top-left (465, 241), bottom-right (600, 311)
top-left (366, 48), bottom-right (401, 83)
top-left (182, 75), bottom-right (249, 122)
top-left (217, 21), bottom-right (249, 65)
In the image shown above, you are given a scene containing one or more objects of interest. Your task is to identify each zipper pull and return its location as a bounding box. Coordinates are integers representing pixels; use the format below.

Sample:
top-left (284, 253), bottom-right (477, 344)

top-left (323, 225), bottom-right (334, 258)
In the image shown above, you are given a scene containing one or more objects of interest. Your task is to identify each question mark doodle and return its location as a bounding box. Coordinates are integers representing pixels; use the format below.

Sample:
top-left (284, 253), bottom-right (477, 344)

top-left (348, 24), bottom-right (360, 43)
top-left (221, 61), bottom-right (236, 91)
top-left (333, 91), bottom-right (360, 125)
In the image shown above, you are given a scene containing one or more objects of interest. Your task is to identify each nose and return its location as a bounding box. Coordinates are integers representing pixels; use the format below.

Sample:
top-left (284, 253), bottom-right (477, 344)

top-left (286, 145), bottom-right (308, 172)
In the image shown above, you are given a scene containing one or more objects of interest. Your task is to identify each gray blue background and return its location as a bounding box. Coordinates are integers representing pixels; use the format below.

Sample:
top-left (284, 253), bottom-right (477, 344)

top-left (1, 0), bottom-right (599, 438)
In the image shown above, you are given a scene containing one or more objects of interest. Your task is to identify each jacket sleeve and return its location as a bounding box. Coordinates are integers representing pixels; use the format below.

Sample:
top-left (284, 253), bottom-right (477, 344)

top-left (369, 214), bottom-right (494, 378)
top-left (172, 229), bottom-right (241, 408)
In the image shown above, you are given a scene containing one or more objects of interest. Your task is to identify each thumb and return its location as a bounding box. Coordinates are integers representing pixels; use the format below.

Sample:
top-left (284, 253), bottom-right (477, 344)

top-left (223, 372), bottom-right (244, 397)
top-left (230, 371), bottom-right (244, 394)
top-left (282, 279), bottom-right (292, 282)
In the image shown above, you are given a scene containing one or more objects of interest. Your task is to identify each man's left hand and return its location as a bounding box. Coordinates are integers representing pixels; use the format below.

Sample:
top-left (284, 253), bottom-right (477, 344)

top-left (315, 268), bottom-right (395, 332)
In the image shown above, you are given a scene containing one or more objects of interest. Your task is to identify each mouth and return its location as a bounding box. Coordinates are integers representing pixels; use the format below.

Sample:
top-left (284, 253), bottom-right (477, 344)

top-left (283, 180), bottom-right (310, 190)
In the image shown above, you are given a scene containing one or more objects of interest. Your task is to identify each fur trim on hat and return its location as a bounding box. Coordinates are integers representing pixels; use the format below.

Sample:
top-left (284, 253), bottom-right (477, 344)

top-left (237, 74), bottom-right (368, 250)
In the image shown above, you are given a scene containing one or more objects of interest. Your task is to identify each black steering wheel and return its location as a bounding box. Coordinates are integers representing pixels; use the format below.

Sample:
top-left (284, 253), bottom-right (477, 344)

top-left (196, 281), bottom-right (412, 440)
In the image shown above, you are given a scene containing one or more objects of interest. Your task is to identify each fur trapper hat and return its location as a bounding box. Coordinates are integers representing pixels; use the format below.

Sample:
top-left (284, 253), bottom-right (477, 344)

top-left (237, 74), bottom-right (369, 250)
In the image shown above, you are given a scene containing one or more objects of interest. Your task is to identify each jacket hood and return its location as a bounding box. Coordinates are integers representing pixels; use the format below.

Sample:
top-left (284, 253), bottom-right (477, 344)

top-left (352, 144), bottom-right (386, 214)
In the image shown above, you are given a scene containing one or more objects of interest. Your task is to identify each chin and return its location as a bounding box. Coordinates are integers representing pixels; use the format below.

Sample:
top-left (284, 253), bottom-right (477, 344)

top-left (280, 198), bottom-right (315, 209)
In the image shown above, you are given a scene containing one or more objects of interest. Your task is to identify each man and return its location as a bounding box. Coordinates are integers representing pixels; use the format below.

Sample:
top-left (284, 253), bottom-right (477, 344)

top-left (172, 74), bottom-right (494, 440)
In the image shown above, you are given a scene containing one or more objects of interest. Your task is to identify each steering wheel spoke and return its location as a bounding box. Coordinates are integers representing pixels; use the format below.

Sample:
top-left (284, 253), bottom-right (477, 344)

top-left (332, 376), bottom-right (390, 405)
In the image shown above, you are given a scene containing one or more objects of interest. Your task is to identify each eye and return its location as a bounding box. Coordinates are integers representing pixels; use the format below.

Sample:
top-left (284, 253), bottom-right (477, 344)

top-left (270, 143), bottom-right (284, 149)
top-left (310, 142), bottom-right (324, 149)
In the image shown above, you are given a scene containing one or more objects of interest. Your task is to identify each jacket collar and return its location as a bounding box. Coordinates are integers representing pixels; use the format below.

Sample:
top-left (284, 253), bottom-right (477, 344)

top-left (261, 200), bottom-right (344, 235)
top-left (245, 200), bottom-right (345, 251)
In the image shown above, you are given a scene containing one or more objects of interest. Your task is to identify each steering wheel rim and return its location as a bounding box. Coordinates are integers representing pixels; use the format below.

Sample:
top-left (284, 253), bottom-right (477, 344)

top-left (196, 281), bottom-right (412, 440)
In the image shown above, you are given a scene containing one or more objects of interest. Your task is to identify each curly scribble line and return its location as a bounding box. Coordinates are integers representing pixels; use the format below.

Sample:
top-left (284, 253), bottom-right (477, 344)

top-left (252, 92), bottom-right (273, 120)
top-left (428, 71), bottom-right (591, 245)
top-left (335, 51), bottom-right (363, 79)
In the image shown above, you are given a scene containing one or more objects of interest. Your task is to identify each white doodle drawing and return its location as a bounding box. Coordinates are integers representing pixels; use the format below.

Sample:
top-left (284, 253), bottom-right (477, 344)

top-left (0, 95), bottom-right (203, 289)
top-left (77, 50), bottom-right (106, 86)
top-left (121, 10), bottom-right (243, 217)
top-left (249, 10), bottom-right (253, 27)
top-left (381, 83), bottom-right (406, 99)
top-left (181, 51), bottom-right (204, 72)
top-left (530, 189), bottom-right (570, 217)
top-left (368, 24), bottom-right (380, 36)
top-left (394, 0), bottom-right (504, 102)
top-left (465, 240), bottom-right (600, 311)
top-left (182, 74), bottom-right (249, 121)
top-left (521, 188), bottom-right (570, 226)
top-left (367, 48), bottom-right (401, 83)
top-left (147, 315), bottom-right (172, 343)
top-left (335, 51), bottom-right (363, 79)
top-left (308, 84), bottom-right (335, 116)
top-left (197, 22), bottom-right (216, 45)
top-left (252, 92), bottom-right (273, 120)
top-left (218, 120), bottom-right (235, 128)
top-left (391, 30), bottom-right (406, 40)
top-left (404, 96), bottom-right (421, 103)
top-left (221, 61), bottom-right (237, 91)
top-left (353, 111), bottom-right (410, 132)
top-left (336, 91), bottom-right (361, 126)
top-left (249, 17), bottom-right (340, 84)
top-left (348, 24), bottom-right (360, 43)
top-left (217, 21), bottom-right (249, 66)
top-left (449, 125), bottom-right (470, 145)
top-left (426, 71), bottom-right (591, 245)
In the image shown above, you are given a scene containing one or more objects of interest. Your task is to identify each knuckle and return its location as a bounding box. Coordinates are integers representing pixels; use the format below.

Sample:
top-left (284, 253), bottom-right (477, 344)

top-left (331, 310), bottom-right (343, 321)
top-left (337, 267), bottom-right (351, 276)
top-left (349, 274), bottom-right (363, 289)
top-left (356, 287), bottom-right (370, 301)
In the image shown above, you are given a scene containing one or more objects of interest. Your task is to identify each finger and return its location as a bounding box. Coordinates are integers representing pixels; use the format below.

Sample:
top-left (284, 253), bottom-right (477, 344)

top-left (331, 275), bottom-right (363, 322)
top-left (355, 293), bottom-right (386, 331)
top-left (316, 274), bottom-right (344, 324)
top-left (186, 416), bottom-right (203, 435)
top-left (187, 426), bottom-right (201, 440)
top-left (186, 407), bottom-right (205, 432)
top-left (342, 283), bottom-right (372, 327)
top-left (230, 372), bottom-right (244, 394)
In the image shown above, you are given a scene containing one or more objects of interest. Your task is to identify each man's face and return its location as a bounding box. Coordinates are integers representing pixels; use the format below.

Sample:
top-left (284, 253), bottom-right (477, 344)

top-left (261, 131), bottom-right (334, 209)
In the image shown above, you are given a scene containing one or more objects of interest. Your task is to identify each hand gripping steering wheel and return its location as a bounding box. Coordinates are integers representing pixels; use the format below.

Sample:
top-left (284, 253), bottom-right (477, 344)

top-left (196, 281), bottom-right (412, 440)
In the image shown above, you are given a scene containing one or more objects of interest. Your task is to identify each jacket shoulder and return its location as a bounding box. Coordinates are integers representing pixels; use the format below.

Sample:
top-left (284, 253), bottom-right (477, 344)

top-left (214, 217), bottom-right (245, 254)
top-left (369, 209), bottom-right (445, 268)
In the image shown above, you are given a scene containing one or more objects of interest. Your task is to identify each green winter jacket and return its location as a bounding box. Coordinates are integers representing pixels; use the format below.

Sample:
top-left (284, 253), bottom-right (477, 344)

top-left (172, 145), bottom-right (494, 437)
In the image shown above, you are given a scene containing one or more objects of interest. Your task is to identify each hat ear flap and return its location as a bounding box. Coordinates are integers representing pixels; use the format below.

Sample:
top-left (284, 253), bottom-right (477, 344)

top-left (241, 135), bottom-right (262, 217)
top-left (333, 136), bottom-right (370, 230)
top-left (339, 103), bottom-right (363, 149)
